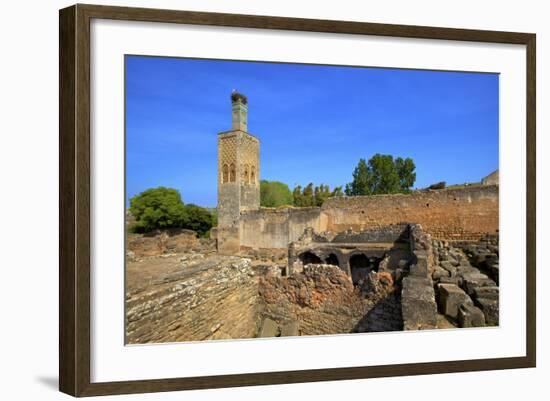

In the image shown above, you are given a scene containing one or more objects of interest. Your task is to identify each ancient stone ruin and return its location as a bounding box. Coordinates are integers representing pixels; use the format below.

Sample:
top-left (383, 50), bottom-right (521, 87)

top-left (125, 92), bottom-right (499, 343)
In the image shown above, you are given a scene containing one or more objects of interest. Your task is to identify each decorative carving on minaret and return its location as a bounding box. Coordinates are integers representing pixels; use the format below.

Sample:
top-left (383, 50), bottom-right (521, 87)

top-left (217, 91), bottom-right (260, 253)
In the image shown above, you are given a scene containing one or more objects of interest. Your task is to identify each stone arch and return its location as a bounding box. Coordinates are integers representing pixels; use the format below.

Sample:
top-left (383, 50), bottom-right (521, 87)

top-left (325, 253), bottom-right (340, 266)
top-left (222, 164), bottom-right (229, 183)
top-left (229, 163), bottom-right (236, 182)
top-left (349, 253), bottom-right (371, 285)
top-left (299, 251), bottom-right (322, 266)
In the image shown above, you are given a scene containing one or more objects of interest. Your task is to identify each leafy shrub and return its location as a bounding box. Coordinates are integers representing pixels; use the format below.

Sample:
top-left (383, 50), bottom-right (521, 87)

top-left (129, 187), bottom-right (188, 233)
top-left (129, 187), bottom-right (214, 236)
top-left (183, 204), bottom-right (215, 237)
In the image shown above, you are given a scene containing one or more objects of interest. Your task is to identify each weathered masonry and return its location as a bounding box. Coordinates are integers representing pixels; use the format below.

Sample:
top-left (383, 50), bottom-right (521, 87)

top-left (287, 224), bottom-right (411, 281)
top-left (216, 92), bottom-right (499, 254)
top-left (217, 92), bottom-right (260, 253)
top-left (126, 92), bottom-right (500, 343)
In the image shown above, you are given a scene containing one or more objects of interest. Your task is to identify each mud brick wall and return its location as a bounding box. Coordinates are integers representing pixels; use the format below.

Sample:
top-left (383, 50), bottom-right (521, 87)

top-left (125, 256), bottom-right (259, 344)
top-left (233, 185), bottom-right (497, 250)
top-left (322, 185), bottom-right (498, 241)
top-left (331, 223), bottom-right (409, 244)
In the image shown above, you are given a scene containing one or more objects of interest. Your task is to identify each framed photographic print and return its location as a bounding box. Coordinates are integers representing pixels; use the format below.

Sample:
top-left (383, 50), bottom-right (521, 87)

top-left (59, 4), bottom-right (536, 397)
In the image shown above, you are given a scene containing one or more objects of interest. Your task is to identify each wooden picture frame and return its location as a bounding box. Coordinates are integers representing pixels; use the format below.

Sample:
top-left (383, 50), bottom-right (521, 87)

top-left (59, 3), bottom-right (536, 397)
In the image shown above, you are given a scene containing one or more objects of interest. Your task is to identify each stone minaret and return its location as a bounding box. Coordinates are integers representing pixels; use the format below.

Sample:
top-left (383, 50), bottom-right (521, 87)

top-left (217, 92), bottom-right (260, 254)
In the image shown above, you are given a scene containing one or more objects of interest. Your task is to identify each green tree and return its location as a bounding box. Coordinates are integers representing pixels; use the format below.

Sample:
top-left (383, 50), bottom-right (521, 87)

top-left (331, 186), bottom-right (344, 197)
top-left (292, 185), bottom-right (303, 207)
top-left (129, 187), bottom-right (187, 233)
top-left (129, 187), bottom-right (214, 236)
top-left (209, 208), bottom-right (218, 227)
top-left (293, 183), bottom-right (343, 207)
top-left (345, 154), bottom-right (416, 195)
top-left (260, 180), bottom-right (293, 207)
top-left (395, 157), bottom-right (416, 192)
top-left (314, 184), bottom-right (332, 207)
top-left (183, 204), bottom-right (214, 237)
top-left (368, 154), bottom-right (400, 194)
top-left (345, 158), bottom-right (370, 196)
top-left (301, 183), bottom-right (315, 207)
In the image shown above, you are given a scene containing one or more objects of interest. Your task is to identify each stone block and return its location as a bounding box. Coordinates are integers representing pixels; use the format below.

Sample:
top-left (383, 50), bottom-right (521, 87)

top-left (280, 321), bottom-right (300, 337)
top-left (456, 265), bottom-right (480, 277)
top-left (439, 276), bottom-right (461, 286)
top-left (410, 251), bottom-right (429, 277)
top-left (258, 318), bottom-right (279, 337)
top-left (458, 303), bottom-right (486, 328)
top-left (462, 272), bottom-right (496, 295)
top-left (439, 261), bottom-right (457, 277)
top-left (433, 266), bottom-right (450, 281)
top-left (393, 268), bottom-right (405, 283)
top-left (438, 283), bottom-right (473, 319)
top-left (472, 251), bottom-right (491, 266)
top-left (473, 286), bottom-right (499, 301)
top-left (475, 298), bottom-right (499, 326)
top-left (402, 276), bottom-right (437, 330)
top-left (449, 250), bottom-right (464, 266)
top-left (458, 259), bottom-right (472, 268)
top-left (410, 263), bottom-right (428, 277)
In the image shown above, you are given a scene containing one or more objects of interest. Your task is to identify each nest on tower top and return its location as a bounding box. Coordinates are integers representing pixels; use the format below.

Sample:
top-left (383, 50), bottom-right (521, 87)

top-left (231, 92), bottom-right (248, 104)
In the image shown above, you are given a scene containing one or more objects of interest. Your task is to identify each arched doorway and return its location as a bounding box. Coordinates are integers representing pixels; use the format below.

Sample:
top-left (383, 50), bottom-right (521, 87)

top-left (325, 253), bottom-right (339, 266)
top-left (299, 251), bottom-right (322, 266)
top-left (349, 253), bottom-right (371, 285)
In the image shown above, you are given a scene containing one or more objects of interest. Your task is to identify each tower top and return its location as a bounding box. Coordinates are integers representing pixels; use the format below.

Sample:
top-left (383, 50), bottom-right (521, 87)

top-left (231, 91), bottom-right (248, 131)
top-left (231, 91), bottom-right (248, 105)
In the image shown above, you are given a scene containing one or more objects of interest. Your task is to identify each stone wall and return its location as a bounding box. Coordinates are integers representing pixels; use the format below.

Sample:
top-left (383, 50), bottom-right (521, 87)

top-left (126, 229), bottom-right (199, 258)
top-left (125, 256), bottom-right (260, 343)
top-left (287, 224), bottom-right (411, 277)
top-left (241, 183), bottom-right (261, 212)
top-left (481, 170), bottom-right (499, 186)
top-left (322, 185), bottom-right (498, 241)
top-left (258, 264), bottom-right (363, 335)
top-left (258, 264), bottom-right (401, 335)
top-left (331, 223), bottom-right (409, 244)
top-left (223, 185), bottom-right (498, 252)
top-left (217, 183), bottom-right (241, 227)
top-left (240, 207), bottom-right (325, 249)
top-left (401, 224), bottom-right (438, 330)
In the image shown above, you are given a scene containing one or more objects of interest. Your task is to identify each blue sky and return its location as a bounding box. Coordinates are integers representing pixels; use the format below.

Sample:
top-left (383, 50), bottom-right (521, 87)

top-left (126, 56), bottom-right (499, 207)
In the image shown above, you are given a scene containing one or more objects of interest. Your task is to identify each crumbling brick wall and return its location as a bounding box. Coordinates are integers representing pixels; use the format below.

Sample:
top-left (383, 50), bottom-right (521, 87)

top-left (235, 185), bottom-right (497, 250)
top-left (258, 264), bottom-right (401, 335)
top-left (322, 185), bottom-right (498, 241)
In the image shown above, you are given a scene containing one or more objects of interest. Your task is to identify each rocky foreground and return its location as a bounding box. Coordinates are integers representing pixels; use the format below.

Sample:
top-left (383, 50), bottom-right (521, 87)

top-left (126, 254), bottom-right (259, 343)
top-left (432, 237), bottom-right (499, 327)
top-left (126, 251), bottom-right (405, 343)
top-left (125, 229), bottom-right (499, 344)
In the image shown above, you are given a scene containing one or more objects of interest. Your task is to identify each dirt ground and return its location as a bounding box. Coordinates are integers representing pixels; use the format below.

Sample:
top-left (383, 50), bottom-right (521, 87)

top-left (126, 253), bottom-right (186, 293)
